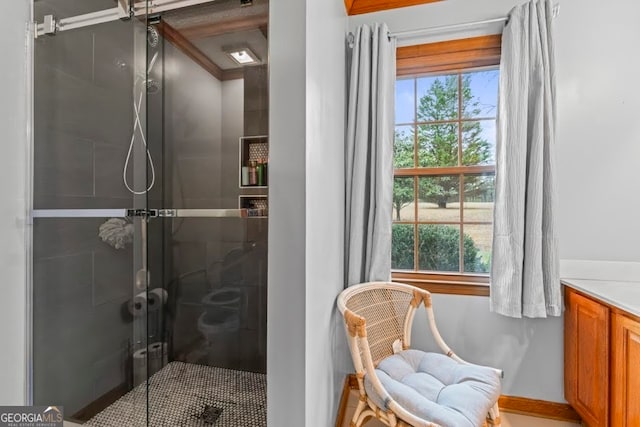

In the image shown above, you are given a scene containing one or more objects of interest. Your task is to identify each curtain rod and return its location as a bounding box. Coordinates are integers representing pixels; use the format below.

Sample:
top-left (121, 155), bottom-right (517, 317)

top-left (389, 17), bottom-right (507, 39)
top-left (387, 4), bottom-right (559, 40)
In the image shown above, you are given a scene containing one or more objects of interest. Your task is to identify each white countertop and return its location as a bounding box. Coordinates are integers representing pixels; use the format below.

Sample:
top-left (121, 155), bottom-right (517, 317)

top-left (561, 278), bottom-right (640, 318)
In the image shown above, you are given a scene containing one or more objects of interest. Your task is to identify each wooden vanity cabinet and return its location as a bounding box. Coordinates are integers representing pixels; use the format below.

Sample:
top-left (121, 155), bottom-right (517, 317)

top-left (564, 287), bottom-right (609, 427)
top-left (611, 312), bottom-right (640, 426)
top-left (565, 286), bottom-right (640, 426)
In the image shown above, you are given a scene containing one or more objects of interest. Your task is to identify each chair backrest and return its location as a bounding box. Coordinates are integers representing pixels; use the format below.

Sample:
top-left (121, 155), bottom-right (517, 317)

top-left (338, 281), bottom-right (426, 366)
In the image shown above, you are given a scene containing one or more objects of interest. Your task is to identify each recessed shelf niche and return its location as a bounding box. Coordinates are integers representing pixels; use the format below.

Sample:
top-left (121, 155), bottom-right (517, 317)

top-left (239, 135), bottom-right (268, 188)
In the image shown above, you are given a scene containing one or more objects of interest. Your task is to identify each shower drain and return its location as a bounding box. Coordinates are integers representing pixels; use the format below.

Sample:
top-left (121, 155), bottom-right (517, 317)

top-left (201, 405), bottom-right (223, 424)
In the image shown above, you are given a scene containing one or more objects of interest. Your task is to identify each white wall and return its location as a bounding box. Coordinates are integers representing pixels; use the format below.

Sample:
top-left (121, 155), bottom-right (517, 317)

top-left (268, 0), bottom-right (348, 425)
top-left (554, 0), bottom-right (640, 262)
top-left (268, 0), bottom-right (307, 425)
top-left (348, 0), bottom-right (640, 402)
top-left (0, 1), bottom-right (31, 405)
top-left (304, 0), bottom-right (348, 425)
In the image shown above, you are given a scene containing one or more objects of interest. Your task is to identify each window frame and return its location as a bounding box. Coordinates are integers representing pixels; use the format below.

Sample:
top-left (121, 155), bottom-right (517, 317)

top-left (392, 35), bottom-right (502, 296)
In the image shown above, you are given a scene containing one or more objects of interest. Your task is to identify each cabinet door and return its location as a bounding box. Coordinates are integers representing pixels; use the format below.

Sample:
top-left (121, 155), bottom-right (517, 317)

top-left (612, 312), bottom-right (640, 426)
top-left (564, 288), bottom-right (609, 427)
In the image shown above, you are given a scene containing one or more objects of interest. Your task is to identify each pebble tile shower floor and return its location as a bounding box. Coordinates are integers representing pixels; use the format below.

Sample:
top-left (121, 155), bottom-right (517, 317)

top-left (85, 362), bottom-right (266, 427)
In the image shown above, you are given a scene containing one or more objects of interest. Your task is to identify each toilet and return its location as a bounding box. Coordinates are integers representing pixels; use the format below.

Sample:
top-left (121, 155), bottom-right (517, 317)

top-left (197, 288), bottom-right (243, 364)
top-left (201, 288), bottom-right (242, 317)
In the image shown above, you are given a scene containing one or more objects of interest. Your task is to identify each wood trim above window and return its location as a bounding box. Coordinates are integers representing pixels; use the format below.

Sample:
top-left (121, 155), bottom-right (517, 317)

top-left (397, 35), bottom-right (502, 77)
top-left (392, 271), bottom-right (490, 296)
top-left (345, 0), bottom-right (443, 16)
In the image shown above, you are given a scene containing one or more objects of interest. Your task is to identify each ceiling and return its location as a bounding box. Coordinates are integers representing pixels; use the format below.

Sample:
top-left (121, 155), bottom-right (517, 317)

top-left (34, 0), bottom-right (268, 79)
top-left (192, 29), bottom-right (267, 71)
top-left (162, 0), bottom-right (268, 74)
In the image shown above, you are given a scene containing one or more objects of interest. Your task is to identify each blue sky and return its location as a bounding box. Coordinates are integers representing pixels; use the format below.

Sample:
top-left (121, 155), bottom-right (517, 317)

top-left (395, 69), bottom-right (500, 123)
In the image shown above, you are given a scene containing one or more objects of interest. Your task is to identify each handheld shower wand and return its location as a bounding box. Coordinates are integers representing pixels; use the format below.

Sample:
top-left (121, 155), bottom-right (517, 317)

top-left (123, 50), bottom-right (159, 195)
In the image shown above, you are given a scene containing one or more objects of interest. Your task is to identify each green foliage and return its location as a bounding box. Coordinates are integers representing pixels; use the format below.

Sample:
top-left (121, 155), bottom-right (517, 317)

top-left (393, 177), bottom-right (414, 221)
top-left (394, 127), bottom-right (414, 169)
top-left (418, 176), bottom-right (458, 209)
top-left (391, 224), bottom-right (414, 270)
top-left (392, 224), bottom-right (488, 272)
top-left (393, 128), bottom-right (415, 220)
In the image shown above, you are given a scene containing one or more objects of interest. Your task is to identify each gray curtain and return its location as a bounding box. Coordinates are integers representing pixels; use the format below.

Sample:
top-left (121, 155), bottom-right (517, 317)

top-left (490, 0), bottom-right (560, 318)
top-left (345, 23), bottom-right (396, 287)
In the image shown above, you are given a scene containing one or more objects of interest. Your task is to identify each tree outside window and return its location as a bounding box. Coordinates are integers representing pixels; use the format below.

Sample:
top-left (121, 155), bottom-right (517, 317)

top-left (392, 70), bottom-right (498, 275)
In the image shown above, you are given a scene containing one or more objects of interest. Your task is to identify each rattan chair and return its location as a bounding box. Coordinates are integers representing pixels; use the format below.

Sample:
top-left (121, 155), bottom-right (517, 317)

top-left (337, 281), bottom-right (502, 427)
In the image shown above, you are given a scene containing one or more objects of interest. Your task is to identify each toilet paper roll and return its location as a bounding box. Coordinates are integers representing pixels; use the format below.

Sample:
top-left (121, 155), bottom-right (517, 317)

top-left (148, 341), bottom-right (168, 375)
top-left (147, 288), bottom-right (168, 312)
top-left (133, 348), bottom-right (148, 387)
top-left (128, 292), bottom-right (148, 317)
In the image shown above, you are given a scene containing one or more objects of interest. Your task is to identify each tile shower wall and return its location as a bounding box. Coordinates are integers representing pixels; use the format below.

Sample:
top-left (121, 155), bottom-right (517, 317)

top-left (32, 18), bottom-right (147, 415)
top-left (244, 65), bottom-right (268, 136)
top-left (164, 42), bottom-right (267, 373)
top-left (240, 65), bottom-right (268, 372)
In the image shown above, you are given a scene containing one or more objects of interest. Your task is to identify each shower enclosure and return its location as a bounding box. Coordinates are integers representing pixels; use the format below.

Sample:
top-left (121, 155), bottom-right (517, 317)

top-left (31, 0), bottom-right (268, 424)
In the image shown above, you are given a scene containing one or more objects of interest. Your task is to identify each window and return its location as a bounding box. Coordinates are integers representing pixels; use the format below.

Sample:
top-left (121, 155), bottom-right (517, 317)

top-left (391, 36), bottom-right (501, 295)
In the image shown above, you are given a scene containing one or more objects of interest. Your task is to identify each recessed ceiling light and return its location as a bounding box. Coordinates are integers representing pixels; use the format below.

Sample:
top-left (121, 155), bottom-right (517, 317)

top-left (225, 47), bottom-right (259, 65)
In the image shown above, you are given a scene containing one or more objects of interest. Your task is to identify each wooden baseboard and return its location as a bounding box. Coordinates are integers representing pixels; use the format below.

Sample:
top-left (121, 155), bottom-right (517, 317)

top-left (339, 374), bottom-right (581, 424)
top-left (335, 376), bottom-right (354, 427)
top-left (499, 395), bottom-right (581, 423)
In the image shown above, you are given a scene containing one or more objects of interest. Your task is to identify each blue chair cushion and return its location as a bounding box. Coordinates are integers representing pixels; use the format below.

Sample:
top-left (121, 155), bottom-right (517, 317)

top-left (364, 350), bottom-right (501, 427)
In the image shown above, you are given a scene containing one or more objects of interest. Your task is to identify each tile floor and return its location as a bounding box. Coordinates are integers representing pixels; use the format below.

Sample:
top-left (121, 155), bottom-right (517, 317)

top-left (65, 390), bottom-right (582, 427)
top-left (69, 417), bottom-right (581, 427)
top-left (342, 390), bottom-right (581, 427)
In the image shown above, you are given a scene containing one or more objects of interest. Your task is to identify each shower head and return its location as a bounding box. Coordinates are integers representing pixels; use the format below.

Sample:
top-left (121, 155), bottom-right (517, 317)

top-left (133, 52), bottom-right (161, 94)
top-left (147, 25), bottom-right (159, 47)
top-left (145, 79), bottom-right (161, 94)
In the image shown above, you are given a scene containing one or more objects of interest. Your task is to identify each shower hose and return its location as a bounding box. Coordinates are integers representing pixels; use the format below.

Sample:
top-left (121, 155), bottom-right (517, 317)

top-left (123, 50), bottom-right (158, 195)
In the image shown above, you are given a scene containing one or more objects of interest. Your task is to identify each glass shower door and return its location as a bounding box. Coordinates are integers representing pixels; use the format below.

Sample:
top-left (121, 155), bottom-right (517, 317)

top-left (32, 1), bottom-right (269, 424)
top-left (31, 1), bottom-right (155, 424)
top-left (142, 12), bottom-right (268, 425)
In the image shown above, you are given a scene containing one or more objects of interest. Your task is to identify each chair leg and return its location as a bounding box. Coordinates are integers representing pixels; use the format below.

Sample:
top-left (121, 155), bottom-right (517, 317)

top-left (486, 402), bottom-right (501, 426)
top-left (356, 409), bottom-right (377, 427)
top-left (351, 399), bottom-right (367, 427)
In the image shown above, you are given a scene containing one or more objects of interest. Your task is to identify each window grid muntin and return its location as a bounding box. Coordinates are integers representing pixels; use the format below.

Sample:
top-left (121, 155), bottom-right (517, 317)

top-left (396, 117), bottom-right (497, 127)
top-left (394, 68), bottom-right (497, 275)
